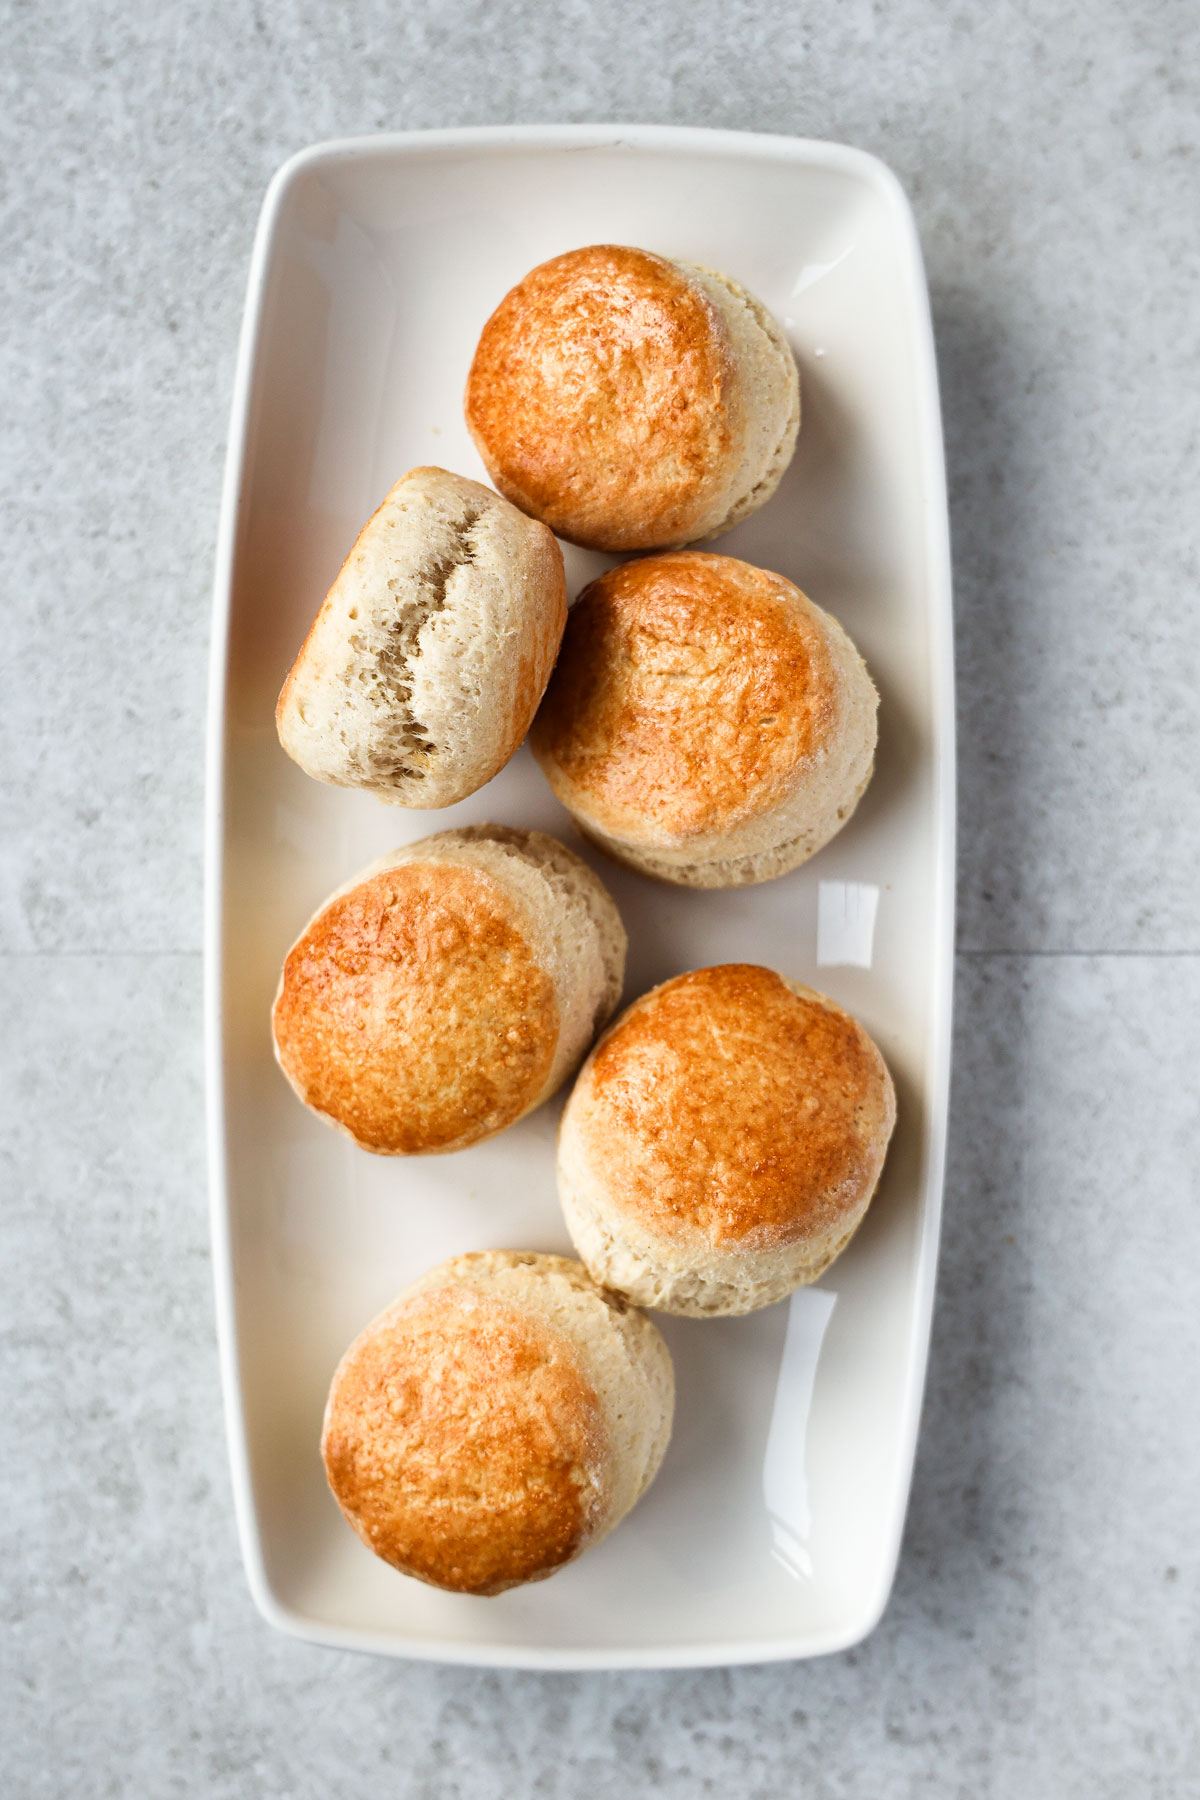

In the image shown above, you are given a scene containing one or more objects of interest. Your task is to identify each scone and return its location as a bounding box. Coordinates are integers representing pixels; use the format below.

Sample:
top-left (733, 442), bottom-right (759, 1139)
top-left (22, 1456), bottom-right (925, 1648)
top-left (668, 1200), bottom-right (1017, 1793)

top-left (529, 552), bottom-right (878, 888)
top-left (276, 466), bottom-right (566, 806)
top-left (321, 1251), bottom-right (674, 1595)
top-left (464, 245), bottom-right (799, 551)
top-left (558, 965), bottom-right (896, 1317)
top-left (272, 826), bottom-right (625, 1154)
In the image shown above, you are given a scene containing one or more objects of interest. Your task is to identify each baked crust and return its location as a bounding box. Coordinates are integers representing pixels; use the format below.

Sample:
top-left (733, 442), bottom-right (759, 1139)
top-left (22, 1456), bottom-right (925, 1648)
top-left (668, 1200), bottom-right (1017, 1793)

top-left (271, 826), bottom-right (627, 1156)
top-left (464, 247), bottom-right (798, 551)
top-left (322, 1277), bottom-right (606, 1594)
top-left (558, 966), bottom-right (897, 1314)
top-left (273, 861), bottom-right (558, 1154)
top-left (531, 552), bottom-right (835, 839)
top-left (321, 1251), bottom-right (675, 1594)
top-left (530, 552), bottom-right (876, 886)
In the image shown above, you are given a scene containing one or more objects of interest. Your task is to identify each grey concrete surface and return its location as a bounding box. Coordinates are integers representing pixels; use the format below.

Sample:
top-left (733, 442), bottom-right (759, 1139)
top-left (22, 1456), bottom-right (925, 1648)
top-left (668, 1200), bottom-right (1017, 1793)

top-left (2, 0), bottom-right (1198, 1794)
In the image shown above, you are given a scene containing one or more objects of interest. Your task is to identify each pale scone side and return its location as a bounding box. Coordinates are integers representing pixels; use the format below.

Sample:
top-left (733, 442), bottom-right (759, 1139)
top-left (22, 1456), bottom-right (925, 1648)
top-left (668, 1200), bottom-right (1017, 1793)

top-left (276, 467), bottom-right (565, 807)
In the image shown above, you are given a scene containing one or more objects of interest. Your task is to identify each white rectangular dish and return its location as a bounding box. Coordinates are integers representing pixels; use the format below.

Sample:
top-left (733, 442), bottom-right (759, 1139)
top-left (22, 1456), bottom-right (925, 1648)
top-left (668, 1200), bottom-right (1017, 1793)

top-left (206, 125), bottom-right (954, 1669)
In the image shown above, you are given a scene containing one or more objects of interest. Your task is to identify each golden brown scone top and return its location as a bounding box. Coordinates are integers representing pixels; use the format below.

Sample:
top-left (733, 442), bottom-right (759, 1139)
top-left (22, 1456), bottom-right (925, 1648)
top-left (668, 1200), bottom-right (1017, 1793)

top-left (530, 553), bottom-right (838, 843)
top-left (464, 246), bottom-right (739, 550)
top-left (322, 1278), bottom-right (607, 1594)
top-left (272, 863), bottom-right (558, 1154)
top-left (575, 965), bottom-right (895, 1252)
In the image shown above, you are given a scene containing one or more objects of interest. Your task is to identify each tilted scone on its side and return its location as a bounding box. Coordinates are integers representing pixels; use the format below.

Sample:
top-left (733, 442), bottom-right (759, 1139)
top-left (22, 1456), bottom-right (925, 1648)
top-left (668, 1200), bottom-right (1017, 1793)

top-left (465, 245), bottom-right (799, 551)
top-left (529, 552), bottom-right (878, 888)
top-left (558, 965), bottom-right (896, 1317)
top-left (272, 826), bottom-right (625, 1154)
top-left (276, 467), bottom-right (567, 807)
top-left (322, 1251), bottom-right (674, 1595)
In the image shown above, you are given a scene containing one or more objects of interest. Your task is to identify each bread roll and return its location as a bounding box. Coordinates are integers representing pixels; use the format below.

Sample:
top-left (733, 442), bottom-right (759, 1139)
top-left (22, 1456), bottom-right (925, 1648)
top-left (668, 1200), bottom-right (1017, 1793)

top-left (530, 552), bottom-right (878, 887)
top-left (464, 246), bottom-right (799, 551)
top-left (558, 965), bottom-right (896, 1316)
top-left (276, 466), bottom-right (566, 806)
top-left (322, 1251), bottom-right (674, 1594)
top-left (272, 826), bottom-right (625, 1154)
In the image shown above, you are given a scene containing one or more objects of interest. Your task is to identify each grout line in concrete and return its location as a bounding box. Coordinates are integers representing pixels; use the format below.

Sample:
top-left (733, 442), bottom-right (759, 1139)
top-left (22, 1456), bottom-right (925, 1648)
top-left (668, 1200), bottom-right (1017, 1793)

top-left (955, 948), bottom-right (1200, 959)
top-left (0, 949), bottom-right (202, 959)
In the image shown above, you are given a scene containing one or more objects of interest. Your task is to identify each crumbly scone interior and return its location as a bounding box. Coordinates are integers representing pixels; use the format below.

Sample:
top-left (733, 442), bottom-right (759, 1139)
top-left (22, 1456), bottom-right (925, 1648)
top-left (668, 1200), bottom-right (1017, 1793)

top-left (328, 493), bottom-right (489, 788)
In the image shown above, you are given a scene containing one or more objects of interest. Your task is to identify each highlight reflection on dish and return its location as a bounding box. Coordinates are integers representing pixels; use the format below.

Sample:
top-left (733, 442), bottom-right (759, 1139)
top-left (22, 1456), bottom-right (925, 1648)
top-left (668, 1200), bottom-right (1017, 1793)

top-left (762, 1288), bottom-right (838, 1579)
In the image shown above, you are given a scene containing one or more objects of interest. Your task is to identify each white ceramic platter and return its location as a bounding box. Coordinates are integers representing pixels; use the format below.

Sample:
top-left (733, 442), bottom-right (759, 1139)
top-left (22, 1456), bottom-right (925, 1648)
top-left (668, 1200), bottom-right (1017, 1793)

top-left (206, 125), bottom-right (954, 1669)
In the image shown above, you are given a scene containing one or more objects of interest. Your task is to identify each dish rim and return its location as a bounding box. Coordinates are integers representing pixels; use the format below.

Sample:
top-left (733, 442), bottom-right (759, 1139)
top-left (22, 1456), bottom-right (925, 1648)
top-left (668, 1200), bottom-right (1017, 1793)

top-left (204, 121), bottom-right (956, 1670)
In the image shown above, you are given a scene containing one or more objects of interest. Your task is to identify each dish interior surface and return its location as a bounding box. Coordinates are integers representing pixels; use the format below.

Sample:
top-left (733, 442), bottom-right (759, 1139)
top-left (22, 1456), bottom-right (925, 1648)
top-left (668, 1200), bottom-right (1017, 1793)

top-left (210, 127), bottom-right (953, 1667)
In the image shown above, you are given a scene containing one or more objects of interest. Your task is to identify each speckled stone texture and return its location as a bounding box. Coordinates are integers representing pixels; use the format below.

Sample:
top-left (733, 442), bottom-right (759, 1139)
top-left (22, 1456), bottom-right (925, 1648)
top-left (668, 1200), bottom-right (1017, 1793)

top-left (2, 0), bottom-right (1198, 1794)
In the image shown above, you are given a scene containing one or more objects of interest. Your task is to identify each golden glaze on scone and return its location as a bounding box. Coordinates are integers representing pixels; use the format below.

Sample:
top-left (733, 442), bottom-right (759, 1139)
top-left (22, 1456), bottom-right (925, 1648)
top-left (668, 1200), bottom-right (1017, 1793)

top-left (532, 552), bottom-right (833, 840)
top-left (322, 1278), bottom-right (607, 1594)
top-left (464, 246), bottom-right (799, 551)
top-left (558, 966), bottom-right (897, 1315)
top-left (273, 862), bottom-right (559, 1154)
top-left (581, 965), bottom-right (891, 1249)
top-left (272, 827), bottom-right (626, 1156)
top-left (321, 1251), bottom-right (675, 1594)
top-left (530, 553), bottom-right (878, 887)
